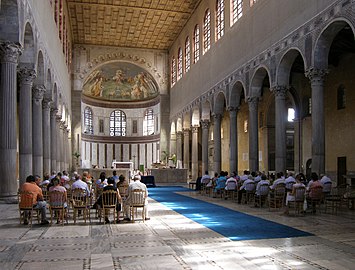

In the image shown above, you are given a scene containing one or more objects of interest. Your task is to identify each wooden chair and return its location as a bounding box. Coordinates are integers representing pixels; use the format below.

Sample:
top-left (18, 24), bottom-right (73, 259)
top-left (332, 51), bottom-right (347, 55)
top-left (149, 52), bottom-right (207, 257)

top-left (306, 185), bottom-right (323, 214)
top-left (48, 191), bottom-right (68, 226)
top-left (18, 191), bottom-right (40, 227)
top-left (71, 188), bottom-right (90, 224)
top-left (129, 189), bottom-right (146, 222)
top-left (102, 190), bottom-right (118, 224)
top-left (40, 184), bottom-right (49, 202)
top-left (241, 182), bottom-right (256, 204)
top-left (118, 184), bottom-right (129, 199)
top-left (269, 183), bottom-right (286, 211)
top-left (324, 187), bottom-right (342, 214)
top-left (288, 186), bottom-right (306, 216)
top-left (254, 183), bottom-right (269, 208)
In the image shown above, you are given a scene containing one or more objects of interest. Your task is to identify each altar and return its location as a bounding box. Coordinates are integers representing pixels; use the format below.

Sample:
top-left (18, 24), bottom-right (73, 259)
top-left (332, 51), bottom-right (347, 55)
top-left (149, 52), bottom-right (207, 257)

top-left (149, 168), bottom-right (188, 184)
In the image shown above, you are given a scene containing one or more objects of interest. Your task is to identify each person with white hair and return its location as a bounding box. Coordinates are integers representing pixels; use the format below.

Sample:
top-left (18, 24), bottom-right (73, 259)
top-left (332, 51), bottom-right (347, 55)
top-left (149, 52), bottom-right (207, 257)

top-left (123, 174), bottom-right (150, 221)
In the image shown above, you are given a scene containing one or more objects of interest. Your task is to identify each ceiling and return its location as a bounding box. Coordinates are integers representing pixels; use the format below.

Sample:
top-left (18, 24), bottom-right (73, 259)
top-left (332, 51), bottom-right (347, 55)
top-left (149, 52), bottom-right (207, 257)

top-left (67, 0), bottom-right (201, 50)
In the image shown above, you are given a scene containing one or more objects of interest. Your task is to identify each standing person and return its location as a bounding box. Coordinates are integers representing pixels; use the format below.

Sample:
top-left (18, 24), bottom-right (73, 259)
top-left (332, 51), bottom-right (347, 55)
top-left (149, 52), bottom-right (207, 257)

top-left (124, 174), bottom-right (150, 221)
top-left (20, 175), bottom-right (49, 225)
top-left (112, 170), bottom-right (119, 187)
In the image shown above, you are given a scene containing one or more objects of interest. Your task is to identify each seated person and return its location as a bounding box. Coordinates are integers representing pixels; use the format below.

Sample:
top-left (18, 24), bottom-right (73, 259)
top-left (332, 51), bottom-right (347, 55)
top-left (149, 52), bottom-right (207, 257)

top-left (213, 171), bottom-right (227, 196)
top-left (93, 177), bottom-right (122, 224)
top-left (124, 174), bottom-right (149, 221)
top-left (71, 174), bottom-right (91, 196)
top-left (49, 177), bottom-right (68, 223)
top-left (21, 175), bottom-right (49, 225)
top-left (254, 174), bottom-right (270, 207)
top-left (225, 173), bottom-right (238, 191)
top-left (284, 174), bottom-right (306, 215)
top-left (238, 176), bottom-right (255, 203)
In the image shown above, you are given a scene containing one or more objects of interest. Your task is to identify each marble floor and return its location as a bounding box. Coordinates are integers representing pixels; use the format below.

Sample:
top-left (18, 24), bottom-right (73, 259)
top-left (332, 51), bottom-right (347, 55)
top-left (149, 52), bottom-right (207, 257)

top-left (1, 188), bottom-right (355, 270)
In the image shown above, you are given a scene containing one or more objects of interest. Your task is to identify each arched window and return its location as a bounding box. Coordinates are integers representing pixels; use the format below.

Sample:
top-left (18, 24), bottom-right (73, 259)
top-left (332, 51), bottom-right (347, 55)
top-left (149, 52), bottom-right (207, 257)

top-left (203, 9), bottom-right (211, 54)
top-left (171, 57), bottom-right (176, 86)
top-left (232, 0), bottom-right (243, 25)
top-left (143, 109), bottom-right (155, 136)
top-left (109, 110), bottom-right (126, 136)
top-left (193, 25), bottom-right (200, 63)
top-left (185, 37), bottom-right (191, 72)
top-left (84, 107), bottom-right (93, 134)
top-left (177, 47), bottom-right (183, 80)
top-left (216, 0), bottom-right (225, 40)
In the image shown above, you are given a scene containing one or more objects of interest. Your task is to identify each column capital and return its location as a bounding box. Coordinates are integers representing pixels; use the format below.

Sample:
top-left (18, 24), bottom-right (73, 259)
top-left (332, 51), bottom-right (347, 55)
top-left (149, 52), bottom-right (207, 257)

top-left (200, 119), bottom-right (210, 129)
top-left (50, 108), bottom-right (59, 117)
top-left (0, 41), bottom-right (22, 63)
top-left (247, 96), bottom-right (259, 112)
top-left (183, 128), bottom-right (190, 136)
top-left (32, 85), bottom-right (46, 104)
top-left (191, 126), bottom-right (199, 133)
top-left (18, 67), bottom-right (37, 85)
top-left (227, 106), bottom-right (240, 112)
top-left (212, 113), bottom-right (222, 121)
top-left (42, 98), bottom-right (52, 110)
top-left (271, 85), bottom-right (288, 98)
top-left (305, 67), bottom-right (328, 82)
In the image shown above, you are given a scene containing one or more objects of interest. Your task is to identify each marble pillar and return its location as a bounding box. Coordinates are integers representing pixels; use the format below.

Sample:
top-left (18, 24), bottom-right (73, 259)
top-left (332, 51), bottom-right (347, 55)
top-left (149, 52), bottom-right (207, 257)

top-left (32, 85), bottom-right (46, 177)
top-left (191, 126), bottom-right (199, 180)
top-left (42, 98), bottom-right (52, 175)
top-left (176, 131), bottom-right (183, 169)
top-left (0, 42), bottom-right (22, 197)
top-left (18, 67), bottom-right (37, 184)
top-left (50, 108), bottom-right (58, 172)
top-left (213, 113), bottom-right (222, 174)
top-left (183, 128), bottom-right (190, 172)
top-left (272, 86), bottom-right (288, 174)
top-left (306, 68), bottom-right (327, 176)
top-left (200, 120), bottom-right (209, 174)
top-left (62, 124), bottom-right (68, 171)
top-left (228, 107), bottom-right (239, 174)
top-left (169, 132), bottom-right (177, 157)
top-left (56, 117), bottom-right (62, 172)
top-left (248, 97), bottom-right (259, 172)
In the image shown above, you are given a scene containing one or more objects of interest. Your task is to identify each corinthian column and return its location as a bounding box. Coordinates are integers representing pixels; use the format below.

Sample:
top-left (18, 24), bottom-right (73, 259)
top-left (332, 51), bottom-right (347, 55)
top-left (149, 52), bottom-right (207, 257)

top-left (183, 128), bottom-right (190, 172)
top-left (228, 106), bottom-right (239, 174)
top-left (191, 126), bottom-right (199, 181)
top-left (248, 97), bottom-right (259, 172)
top-left (213, 113), bottom-right (222, 174)
top-left (200, 120), bottom-right (210, 174)
top-left (18, 67), bottom-right (37, 185)
top-left (57, 118), bottom-right (63, 172)
top-left (32, 85), bottom-right (46, 177)
top-left (305, 67), bottom-right (328, 175)
top-left (176, 131), bottom-right (183, 168)
top-left (50, 108), bottom-right (58, 172)
top-left (272, 86), bottom-right (288, 174)
top-left (42, 98), bottom-right (52, 175)
top-left (0, 42), bottom-right (22, 198)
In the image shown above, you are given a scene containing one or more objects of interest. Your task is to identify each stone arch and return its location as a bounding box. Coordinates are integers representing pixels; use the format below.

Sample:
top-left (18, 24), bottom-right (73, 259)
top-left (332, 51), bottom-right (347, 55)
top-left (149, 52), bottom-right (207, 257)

top-left (201, 100), bottom-right (211, 121)
top-left (191, 106), bottom-right (200, 126)
top-left (314, 18), bottom-right (355, 69)
top-left (35, 50), bottom-right (45, 85)
top-left (45, 68), bottom-right (52, 99)
top-left (229, 80), bottom-right (245, 108)
top-left (52, 83), bottom-right (58, 108)
top-left (19, 22), bottom-right (35, 68)
top-left (213, 91), bottom-right (226, 115)
top-left (170, 122), bottom-right (176, 135)
top-left (182, 111), bottom-right (191, 129)
top-left (277, 48), bottom-right (306, 86)
top-left (249, 66), bottom-right (271, 97)
top-left (176, 117), bottom-right (183, 132)
top-left (0, 0), bottom-right (20, 42)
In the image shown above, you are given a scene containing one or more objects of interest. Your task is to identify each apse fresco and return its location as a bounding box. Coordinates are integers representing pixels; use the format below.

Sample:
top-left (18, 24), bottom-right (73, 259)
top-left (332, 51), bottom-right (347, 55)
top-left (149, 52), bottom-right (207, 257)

top-left (82, 62), bottom-right (159, 101)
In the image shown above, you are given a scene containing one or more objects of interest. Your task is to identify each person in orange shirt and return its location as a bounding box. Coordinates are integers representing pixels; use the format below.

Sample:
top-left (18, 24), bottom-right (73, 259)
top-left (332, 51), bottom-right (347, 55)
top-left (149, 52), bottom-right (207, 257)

top-left (21, 175), bottom-right (49, 225)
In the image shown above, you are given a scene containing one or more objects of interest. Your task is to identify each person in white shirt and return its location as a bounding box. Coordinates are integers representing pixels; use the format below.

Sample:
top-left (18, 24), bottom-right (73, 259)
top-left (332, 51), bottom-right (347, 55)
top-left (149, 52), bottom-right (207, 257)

top-left (124, 174), bottom-right (149, 221)
top-left (71, 175), bottom-right (91, 196)
top-left (270, 172), bottom-right (285, 190)
top-left (285, 172), bottom-right (296, 191)
top-left (200, 171), bottom-right (211, 185)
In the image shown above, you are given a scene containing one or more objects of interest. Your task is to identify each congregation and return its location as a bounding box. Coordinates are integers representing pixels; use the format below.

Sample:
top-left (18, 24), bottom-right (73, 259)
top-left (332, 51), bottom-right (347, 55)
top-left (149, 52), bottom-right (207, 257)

top-left (18, 170), bottom-right (150, 226)
top-left (197, 170), bottom-right (337, 215)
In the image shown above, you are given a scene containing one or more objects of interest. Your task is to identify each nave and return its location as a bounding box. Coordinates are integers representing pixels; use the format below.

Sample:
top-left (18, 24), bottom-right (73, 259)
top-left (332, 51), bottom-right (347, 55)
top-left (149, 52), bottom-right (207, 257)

top-left (1, 186), bottom-right (355, 270)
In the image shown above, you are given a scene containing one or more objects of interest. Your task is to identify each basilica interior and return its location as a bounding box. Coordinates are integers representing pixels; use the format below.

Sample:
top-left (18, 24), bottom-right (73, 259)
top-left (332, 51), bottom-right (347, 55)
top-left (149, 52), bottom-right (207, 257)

top-left (0, 1), bottom-right (355, 269)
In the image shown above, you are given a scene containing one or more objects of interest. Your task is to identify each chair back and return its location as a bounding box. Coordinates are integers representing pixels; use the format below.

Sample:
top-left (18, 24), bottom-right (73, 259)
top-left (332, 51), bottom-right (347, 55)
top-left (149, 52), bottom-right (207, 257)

top-left (102, 190), bottom-right (118, 207)
top-left (226, 180), bottom-right (237, 190)
top-left (259, 184), bottom-right (270, 196)
top-left (71, 188), bottom-right (88, 207)
top-left (274, 183), bottom-right (286, 198)
top-left (131, 189), bottom-right (145, 206)
top-left (49, 191), bottom-right (66, 208)
top-left (285, 181), bottom-right (296, 190)
top-left (18, 191), bottom-right (34, 210)
top-left (294, 186), bottom-right (306, 202)
top-left (245, 182), bottom-right (256, 192)
top-left (309, 185), bottom-right (323, 200)
top-left (322, 182), bottom-right (332, 193)
top-left (118, 184), bottom-right (129, 198)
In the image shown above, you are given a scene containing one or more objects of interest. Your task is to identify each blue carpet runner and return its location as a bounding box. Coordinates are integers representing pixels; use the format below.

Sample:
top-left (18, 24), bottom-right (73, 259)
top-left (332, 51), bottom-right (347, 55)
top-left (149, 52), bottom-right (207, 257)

top-left (148, 186), bottom-right (313, 241)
